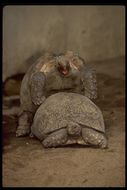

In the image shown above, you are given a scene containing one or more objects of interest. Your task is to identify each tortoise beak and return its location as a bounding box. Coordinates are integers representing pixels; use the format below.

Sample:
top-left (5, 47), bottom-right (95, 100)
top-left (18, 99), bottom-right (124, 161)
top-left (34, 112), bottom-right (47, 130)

top-left (62, 69), bottom-right (68, 75)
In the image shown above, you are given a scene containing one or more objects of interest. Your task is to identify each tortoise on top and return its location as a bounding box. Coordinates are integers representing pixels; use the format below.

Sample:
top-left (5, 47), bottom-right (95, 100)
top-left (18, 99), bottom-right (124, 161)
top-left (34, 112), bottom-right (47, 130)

top-left (16, 51), bottom-right (97, 137)
top-left (31, 92), bottom-right (107, 149)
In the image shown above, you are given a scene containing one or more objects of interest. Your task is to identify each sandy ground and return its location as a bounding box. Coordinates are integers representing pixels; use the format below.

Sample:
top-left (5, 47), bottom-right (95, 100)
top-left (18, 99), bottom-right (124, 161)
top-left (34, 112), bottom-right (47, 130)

top-left (2, 56), bottom-right (125, 187)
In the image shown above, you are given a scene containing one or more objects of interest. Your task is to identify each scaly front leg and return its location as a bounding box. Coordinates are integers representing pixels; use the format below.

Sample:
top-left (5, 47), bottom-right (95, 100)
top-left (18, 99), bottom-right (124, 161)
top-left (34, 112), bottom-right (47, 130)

top-left (81, 66), bottom-right (97, 99)
top-left (31, 72), bottom-right (46, 105)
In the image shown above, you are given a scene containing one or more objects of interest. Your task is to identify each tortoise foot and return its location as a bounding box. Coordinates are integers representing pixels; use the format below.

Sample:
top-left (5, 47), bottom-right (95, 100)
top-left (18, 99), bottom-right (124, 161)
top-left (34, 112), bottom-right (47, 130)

top-left (16, 125), bottom-right (30, 137)
top-left (82, 127), bottom-right (108, 149)
top-left (42, 129), bottom-right (67, 148)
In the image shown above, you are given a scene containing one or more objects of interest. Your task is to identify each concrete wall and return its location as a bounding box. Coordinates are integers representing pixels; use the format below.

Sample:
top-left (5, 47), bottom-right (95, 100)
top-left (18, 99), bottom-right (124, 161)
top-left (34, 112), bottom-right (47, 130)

top-left (3, 5), bottom-right (125, 81)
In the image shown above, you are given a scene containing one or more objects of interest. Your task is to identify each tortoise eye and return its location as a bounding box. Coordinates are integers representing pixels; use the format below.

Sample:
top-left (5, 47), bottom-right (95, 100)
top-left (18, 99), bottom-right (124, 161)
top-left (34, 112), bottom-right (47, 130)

top-left (66, 62), bottom-right (70, 69)
top-left (66, 60), bottom-right (69, 65)
top-left (55, 61), bottom-right (61, 67)
top-left (58, 62), bottom-right (62, 67)
top-left (72, 58), bottom-right (77, 62)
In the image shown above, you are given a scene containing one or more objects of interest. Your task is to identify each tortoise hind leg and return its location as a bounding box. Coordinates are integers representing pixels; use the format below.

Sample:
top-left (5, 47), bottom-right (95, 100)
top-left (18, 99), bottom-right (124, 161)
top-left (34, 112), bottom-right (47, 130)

top-left (16, 111), bottom-right (33, 137)
top-left (82, 127), bottom-right (108, 149)
top-left (42, 129), bottom-right (68, 148)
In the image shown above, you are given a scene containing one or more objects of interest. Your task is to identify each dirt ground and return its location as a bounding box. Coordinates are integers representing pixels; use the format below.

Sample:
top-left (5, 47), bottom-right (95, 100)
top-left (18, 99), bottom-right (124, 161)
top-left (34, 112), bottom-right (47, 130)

top-left (2, 56), bottom-right (125, 187)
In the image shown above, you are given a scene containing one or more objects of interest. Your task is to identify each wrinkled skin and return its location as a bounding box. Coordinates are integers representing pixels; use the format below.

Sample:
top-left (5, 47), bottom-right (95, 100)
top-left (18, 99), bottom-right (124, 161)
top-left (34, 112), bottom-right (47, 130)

top-left (16, 51), bottom-right (97, 137)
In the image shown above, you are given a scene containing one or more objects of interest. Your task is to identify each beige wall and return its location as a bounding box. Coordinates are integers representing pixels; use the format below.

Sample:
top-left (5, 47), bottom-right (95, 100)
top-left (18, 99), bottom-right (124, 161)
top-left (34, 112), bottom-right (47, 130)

top-left (3, 5), bottom-right (125, 81)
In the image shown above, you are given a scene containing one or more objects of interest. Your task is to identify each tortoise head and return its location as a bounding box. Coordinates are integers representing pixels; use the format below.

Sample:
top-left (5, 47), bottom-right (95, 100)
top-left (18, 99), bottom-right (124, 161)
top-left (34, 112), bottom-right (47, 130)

top-left (55, 51), bottom-right (85, 77)
top-left (55, 54), bottom-right (70, 76)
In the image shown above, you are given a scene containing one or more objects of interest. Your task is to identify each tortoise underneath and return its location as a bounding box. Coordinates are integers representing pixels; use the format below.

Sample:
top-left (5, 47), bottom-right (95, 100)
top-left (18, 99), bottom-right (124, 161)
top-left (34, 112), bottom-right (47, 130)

top-left (31, 92), bottom-right (108, 149)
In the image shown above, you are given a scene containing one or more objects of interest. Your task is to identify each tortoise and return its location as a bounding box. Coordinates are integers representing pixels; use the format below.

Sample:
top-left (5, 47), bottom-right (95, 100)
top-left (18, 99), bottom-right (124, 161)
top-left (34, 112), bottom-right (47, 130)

top-left (16, 51), bottom-right (97, 137)
top-left (31, 92), bottom-right (107, 149)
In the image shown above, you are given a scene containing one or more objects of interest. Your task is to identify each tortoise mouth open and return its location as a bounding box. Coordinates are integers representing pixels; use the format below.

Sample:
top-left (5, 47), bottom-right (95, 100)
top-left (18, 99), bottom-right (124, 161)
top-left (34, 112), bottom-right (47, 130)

top-left (61, 69), bottom-right (69, 75)
top-left (58, 66), bottom-right (70, 76)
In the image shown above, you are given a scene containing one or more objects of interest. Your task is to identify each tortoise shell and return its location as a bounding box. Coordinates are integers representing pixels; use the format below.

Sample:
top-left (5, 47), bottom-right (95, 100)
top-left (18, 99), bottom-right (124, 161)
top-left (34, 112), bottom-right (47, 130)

top-left (31, 92), bottom-right (105, 140)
